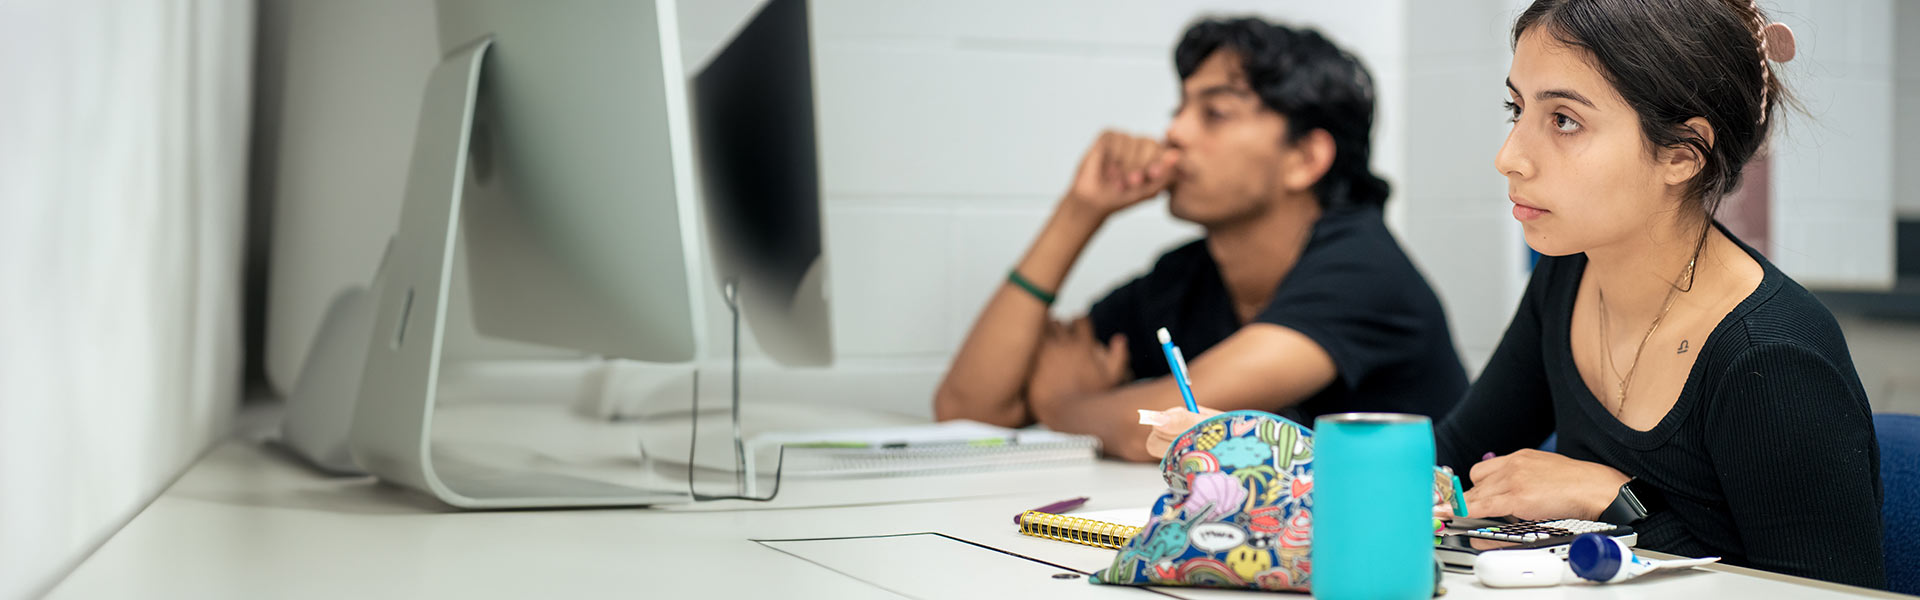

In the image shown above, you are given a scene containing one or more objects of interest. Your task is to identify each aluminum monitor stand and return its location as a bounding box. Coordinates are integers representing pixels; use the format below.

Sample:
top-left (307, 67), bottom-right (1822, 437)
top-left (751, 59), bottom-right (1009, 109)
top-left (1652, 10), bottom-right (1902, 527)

top-left (346, 38), bottom-right (693, 509)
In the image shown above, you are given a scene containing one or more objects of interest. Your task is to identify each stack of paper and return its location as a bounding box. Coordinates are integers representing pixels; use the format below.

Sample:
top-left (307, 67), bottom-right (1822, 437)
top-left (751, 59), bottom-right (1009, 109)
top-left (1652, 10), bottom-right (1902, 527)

top-left (747, 420), bottom-right (1101, 478)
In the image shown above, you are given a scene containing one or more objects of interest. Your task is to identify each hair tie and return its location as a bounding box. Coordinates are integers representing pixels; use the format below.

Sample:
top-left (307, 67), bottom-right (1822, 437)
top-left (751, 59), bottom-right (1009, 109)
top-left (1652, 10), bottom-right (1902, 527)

top-left (1748, 0), bottom-right (1795, 125)
top-left (1760, 22), bottom-right (1795, 63)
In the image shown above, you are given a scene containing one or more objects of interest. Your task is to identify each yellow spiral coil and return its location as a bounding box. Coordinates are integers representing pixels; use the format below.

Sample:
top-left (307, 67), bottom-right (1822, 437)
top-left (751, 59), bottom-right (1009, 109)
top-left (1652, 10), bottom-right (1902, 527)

top-left (1017, 510), bottom-right (1141, 550)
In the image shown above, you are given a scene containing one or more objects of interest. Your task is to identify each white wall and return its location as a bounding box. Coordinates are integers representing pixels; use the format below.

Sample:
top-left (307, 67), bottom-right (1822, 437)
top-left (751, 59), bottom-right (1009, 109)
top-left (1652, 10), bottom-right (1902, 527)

top-left (1897, 0), bottom-right (1920, 219)
top-left (0, 1), bottom-right (252, 597)
top-left (1767, 0), bottom-right (1897, 289)
top-left (1393, 0), bottom-right (1532, 375)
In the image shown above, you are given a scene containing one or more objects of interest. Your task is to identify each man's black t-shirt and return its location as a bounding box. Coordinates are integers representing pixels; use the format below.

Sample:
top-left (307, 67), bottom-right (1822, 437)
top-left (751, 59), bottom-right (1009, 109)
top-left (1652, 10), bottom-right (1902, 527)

top-left (1088, 206), bottom-right (1466, 424)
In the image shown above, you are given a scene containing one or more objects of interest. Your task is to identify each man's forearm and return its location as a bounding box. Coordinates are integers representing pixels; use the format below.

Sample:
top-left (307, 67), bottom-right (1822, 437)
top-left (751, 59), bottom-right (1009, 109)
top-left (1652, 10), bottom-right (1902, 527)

top-left (1009, 201), bottom-right (1106, 294)
top-left (1033, 380), bottom-right (1187, 463)
top-left (933, 201), bottom-right (1107, 425)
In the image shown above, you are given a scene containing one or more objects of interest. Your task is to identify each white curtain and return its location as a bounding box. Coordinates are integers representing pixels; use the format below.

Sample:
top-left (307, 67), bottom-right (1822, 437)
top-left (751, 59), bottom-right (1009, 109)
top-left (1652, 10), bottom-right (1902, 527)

top-left (0, 1), bottom-right (251, 597)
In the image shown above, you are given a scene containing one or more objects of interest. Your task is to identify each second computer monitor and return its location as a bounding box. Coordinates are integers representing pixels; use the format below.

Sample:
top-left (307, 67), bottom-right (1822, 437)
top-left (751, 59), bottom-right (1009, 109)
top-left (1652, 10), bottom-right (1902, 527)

top-left (438, 0), bottom-right (833, 367)
top-left (692, 0), bottom-right (833, 367)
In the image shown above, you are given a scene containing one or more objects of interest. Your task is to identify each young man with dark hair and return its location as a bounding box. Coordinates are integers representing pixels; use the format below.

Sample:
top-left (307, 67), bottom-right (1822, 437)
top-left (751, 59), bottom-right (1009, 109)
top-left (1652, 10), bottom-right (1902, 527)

top-left (934, 18), bottom-right (1466, 461)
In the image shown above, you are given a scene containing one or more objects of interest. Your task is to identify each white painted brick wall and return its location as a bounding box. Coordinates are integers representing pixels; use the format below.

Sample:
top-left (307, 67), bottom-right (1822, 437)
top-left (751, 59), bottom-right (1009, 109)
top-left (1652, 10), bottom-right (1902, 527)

top-left (1395, 0), bottom-right (1524, 376)
top-left (1766, 0), bottom-right (1897, 289)
top-left (262, 0), bottom-right (1907, 413)
top-left (1896, 0), bottom-right (1920, 219)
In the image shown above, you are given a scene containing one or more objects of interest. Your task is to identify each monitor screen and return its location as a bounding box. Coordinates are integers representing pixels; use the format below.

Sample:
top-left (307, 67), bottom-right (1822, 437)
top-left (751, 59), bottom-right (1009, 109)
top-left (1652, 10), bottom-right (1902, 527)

top-left (692, 0), bottom-right (834, 366)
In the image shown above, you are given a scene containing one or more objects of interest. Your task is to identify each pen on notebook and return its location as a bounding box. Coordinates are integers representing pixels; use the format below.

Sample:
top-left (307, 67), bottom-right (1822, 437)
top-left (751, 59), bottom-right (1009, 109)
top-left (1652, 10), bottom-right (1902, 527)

top-left (1014, 496), bottom-right (1089, 525)
top-left (1157, 328), bottom-right (1199, 413)
top-left (783, 436), bottom-right (1017, 450)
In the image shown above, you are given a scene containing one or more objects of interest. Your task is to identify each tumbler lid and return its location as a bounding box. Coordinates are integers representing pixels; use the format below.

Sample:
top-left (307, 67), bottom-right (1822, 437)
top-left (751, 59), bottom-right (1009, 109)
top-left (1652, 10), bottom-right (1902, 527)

top-left (1317, 412), bottom-right (1431, 424)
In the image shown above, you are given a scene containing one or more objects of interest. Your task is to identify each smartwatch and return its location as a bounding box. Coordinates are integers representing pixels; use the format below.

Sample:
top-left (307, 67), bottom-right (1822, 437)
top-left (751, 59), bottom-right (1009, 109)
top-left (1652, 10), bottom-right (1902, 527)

top-left (1598, 478), bottom-right (1665, 525)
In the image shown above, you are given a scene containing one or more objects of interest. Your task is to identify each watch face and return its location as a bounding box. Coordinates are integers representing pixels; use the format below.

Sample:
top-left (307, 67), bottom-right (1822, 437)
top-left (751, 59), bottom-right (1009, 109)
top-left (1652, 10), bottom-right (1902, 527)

top-left (1627, 479), bottom-right (1667, 513)
top-left (1603, 482), bottom-right (1649, 524)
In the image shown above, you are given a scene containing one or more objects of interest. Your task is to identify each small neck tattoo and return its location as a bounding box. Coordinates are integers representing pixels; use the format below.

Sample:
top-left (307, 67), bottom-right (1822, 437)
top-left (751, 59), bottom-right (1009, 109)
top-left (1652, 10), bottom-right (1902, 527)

top-left (1599, 232), bottom-right (1707, 416)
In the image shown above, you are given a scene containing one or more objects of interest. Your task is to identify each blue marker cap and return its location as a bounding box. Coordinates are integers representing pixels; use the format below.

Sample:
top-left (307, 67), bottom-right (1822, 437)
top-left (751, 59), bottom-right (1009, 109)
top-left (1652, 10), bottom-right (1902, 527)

top-left (1568, 532), bottom-right (1624, 581)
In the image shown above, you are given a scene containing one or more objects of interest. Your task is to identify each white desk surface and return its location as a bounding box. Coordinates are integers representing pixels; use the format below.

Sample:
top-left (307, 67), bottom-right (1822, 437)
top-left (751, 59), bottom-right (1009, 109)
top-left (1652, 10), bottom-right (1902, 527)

top-left (48, 401), bottom-right (1902, 599)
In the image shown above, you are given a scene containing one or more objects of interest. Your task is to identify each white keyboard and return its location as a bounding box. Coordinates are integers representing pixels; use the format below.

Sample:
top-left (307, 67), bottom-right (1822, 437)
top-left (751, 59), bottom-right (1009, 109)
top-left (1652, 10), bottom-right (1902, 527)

top-left (1463, 518), bottom-right (1617, 543)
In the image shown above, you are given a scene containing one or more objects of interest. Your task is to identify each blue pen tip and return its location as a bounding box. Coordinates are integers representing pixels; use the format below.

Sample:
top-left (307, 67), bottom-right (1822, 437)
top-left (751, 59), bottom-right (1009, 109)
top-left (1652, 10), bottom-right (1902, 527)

top-left (1156, 328), bottom-right (1171, 344)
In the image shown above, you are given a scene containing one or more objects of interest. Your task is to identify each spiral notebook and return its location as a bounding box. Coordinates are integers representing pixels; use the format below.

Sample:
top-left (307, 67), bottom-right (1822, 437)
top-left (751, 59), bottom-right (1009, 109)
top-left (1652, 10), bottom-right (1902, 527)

top-left (746, 421), bottom-right (1100, 478)
top-left (1017, 509), bottom-right (1150, 550)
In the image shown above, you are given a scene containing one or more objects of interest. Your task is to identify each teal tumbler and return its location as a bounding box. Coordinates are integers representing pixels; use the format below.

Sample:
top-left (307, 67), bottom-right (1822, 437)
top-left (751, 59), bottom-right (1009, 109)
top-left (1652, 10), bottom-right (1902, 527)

top-left (1311, 413), bottom-right (1435, 599)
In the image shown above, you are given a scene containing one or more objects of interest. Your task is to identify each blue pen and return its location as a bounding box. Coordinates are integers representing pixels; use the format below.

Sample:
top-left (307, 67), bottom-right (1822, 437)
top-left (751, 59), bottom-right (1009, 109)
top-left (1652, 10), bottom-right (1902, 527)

top-left (1157, 327), bottom-right (1199, 413)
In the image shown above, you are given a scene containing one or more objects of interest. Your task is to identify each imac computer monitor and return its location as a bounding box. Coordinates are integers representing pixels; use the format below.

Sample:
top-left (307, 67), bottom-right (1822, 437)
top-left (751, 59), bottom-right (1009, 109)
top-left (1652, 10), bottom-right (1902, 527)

top-left (691, 0), bottom-right (833, 366)
top-left (435, 0), bottom-right (704, 363)
top-left (437, 0), bottom-right (832, 366)
top-left (343, 0), bottom-right (829, 508)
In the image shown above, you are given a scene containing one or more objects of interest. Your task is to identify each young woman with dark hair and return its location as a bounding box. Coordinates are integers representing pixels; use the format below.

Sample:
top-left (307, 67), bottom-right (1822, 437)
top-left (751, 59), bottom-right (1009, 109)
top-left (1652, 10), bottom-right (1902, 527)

top-left (1140, 0), bottom-right (1880, 585)
top-left (1433, 0), bottom-right (1883, 588)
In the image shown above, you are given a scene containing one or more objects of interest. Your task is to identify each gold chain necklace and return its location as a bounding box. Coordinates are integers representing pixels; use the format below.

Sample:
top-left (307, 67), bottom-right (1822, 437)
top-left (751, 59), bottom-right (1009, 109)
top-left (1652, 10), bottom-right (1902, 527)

top-left (1596, 235), bottom-right (1706, 416)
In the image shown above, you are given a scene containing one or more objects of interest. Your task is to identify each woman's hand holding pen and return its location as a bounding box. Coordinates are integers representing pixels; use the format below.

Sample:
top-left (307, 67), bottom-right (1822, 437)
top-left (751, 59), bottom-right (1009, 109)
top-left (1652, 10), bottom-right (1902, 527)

top-left (1142, 406), bottom-right (1222, 459)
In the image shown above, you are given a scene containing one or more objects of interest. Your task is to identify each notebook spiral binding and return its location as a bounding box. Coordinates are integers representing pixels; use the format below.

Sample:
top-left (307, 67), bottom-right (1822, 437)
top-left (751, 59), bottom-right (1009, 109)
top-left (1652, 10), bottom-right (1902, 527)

top-left (1017, 510), bottom-right (1141, 550)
